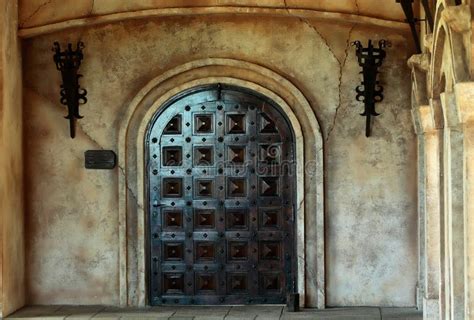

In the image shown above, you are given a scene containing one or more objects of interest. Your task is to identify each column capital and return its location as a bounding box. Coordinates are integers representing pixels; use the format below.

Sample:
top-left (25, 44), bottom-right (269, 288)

top-left (441, 5), bottom-right (471, 34)
top-left (408, 53), bottom-right (430, 72)
top-left (455, 82), bottom-right (474, 125)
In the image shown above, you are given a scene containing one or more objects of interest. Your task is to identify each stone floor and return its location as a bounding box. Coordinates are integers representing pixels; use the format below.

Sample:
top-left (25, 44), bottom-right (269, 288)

top-left (7, 306), bottom-right (423, 320)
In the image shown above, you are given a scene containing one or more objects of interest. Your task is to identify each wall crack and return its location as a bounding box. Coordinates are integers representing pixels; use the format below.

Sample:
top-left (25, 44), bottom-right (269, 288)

top-left (325, 25), bottom-right (356, 143)
top-left (19, 0), bottom-right (53, 27)
top-left (283, 0), bottom-right (340, 65)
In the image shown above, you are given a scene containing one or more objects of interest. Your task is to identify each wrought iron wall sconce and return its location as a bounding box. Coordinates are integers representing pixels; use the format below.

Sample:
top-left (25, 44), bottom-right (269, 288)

top-left (52, 42), bottom-right (87, 138)
top-left (352, 39), bottom-right (390, 137)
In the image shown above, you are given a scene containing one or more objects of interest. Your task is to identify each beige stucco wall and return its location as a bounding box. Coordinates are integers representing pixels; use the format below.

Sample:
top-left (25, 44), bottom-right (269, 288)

top-left (0, 0), bottom-right (25, 317)
top-left (22, 13), bottom-right (418, 306)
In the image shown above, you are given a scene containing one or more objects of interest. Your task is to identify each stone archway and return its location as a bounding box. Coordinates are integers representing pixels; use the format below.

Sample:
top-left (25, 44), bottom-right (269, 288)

top-left (118, 59), bottom-right (324, 308)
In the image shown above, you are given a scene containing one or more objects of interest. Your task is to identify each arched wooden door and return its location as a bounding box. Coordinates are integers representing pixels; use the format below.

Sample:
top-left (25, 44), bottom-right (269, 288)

top-left (147, 84), bottom-right (296, 305)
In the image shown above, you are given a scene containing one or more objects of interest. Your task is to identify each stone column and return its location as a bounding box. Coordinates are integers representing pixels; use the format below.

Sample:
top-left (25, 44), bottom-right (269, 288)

top-left (440, 92), bottom-right (465, 320)
top-left (412, 106), bottom-right (426, 311)
top-left (455, 83), bottom-right (474, 320)
top-left (418, 104), bottom-right (443, 320)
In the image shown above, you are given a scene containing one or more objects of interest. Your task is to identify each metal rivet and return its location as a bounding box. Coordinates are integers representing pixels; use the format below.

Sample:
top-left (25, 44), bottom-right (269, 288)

top-left (152, 138), bottom-right (158, 143)
top-left (185, 106), bottom-right (191, 111)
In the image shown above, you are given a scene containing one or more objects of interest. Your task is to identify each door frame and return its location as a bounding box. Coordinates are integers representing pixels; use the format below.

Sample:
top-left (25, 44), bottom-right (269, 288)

top-left (117, 58), bottom-right (324, 308)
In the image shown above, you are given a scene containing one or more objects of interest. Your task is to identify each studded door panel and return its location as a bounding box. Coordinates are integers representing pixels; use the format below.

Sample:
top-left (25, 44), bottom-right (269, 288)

top-left (148, 85), bottom-right (295, 305)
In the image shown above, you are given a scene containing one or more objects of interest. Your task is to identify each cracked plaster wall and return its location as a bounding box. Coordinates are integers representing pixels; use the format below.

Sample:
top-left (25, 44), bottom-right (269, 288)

top-left (22, 14), bottom-right (417, 306)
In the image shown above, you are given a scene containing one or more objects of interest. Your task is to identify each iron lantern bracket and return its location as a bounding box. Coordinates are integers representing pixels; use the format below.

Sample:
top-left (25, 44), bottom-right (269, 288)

top-left (352, 39), bottom-right (390, 137)
top-left (52, 41), bottom-right (87, 139)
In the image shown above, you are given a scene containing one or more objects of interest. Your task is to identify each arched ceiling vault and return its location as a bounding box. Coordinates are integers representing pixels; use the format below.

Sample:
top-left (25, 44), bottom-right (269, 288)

top-left (18, 0), bottom-right (412, 38)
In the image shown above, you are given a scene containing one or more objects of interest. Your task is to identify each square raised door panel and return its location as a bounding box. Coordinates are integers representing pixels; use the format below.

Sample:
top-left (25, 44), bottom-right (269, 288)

top-left (195, 242), bottom-right (216, 262)
top-left (227, 273), bottom-right (248, 294)
top-left (259, 113), bottom-right (278, 134)
top-left (227, 178), bottom-right (246, 198)
top-left (194, 209), bottom-right (216, 230)
top-left (163, 273), bottom-right (184, 294)
top-left (259, 177), bottom-right (279, 197)
top-left (163, 147), bottom-right (183, 166)
top-left (195, 179), bottom-right (214, 198)
top-left (259, 208), bottom-right (280, 230)
top-left (195, 273), bottom-right (217, 294)
top-left (194, 114), bottom-right (214, 134)
top-left (163, 115), bottom-right (182, 135)
top-left (228, 241), bottom-right (249, 261)
top-left (226, 114), bottom-right (246, 134)
top-left (227, 146), bottom-right (246, 165)
top-left (162, 178), bottom-right (183, 198)
top-left (163, 209), bottom-right (183, 229)
top-left (259, 272), bottom-right (281, 294)
top-left (259, 144), bottom-right (280, 164)
top-left (226, 209), bottom-right (248, 230)
top-left (259, 241), bottom-right (281, 261)
top-left (194, 146), bottom-right (214, 166)
top-left (163, 242), bottom-right (184, 261)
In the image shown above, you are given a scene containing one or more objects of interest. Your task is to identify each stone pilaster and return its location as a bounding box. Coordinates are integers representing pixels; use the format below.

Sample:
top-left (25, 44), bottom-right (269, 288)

top-left (440, 91), bottom-right (465, 320)
top-left (417, 103), bottom-right (443, 320)
top-left (455, 82), bottom-right (474, 320)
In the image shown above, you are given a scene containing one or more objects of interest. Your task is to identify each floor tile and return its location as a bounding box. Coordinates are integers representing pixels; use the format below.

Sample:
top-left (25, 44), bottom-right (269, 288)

top-left (381, 307), bottom-right (422, 319)
top-left (8, 306), bottom-right (64, 319)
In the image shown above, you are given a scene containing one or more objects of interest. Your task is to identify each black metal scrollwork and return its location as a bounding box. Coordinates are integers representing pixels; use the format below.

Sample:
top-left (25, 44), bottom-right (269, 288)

top-left (52, 42), bottom-right (87, 138)
top-left (352, 39), bottom-right (390, 137)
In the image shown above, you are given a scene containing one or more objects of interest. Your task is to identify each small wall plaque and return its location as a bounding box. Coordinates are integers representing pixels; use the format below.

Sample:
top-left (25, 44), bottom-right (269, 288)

top-left (85, 150), bottom-right (116, 169)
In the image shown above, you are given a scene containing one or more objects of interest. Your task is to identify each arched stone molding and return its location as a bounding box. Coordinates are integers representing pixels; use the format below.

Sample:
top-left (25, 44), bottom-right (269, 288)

top-left (430, 2), bottom-right (470, 99)
top-left (117, 58), bottom-right (325, 309)
top-left (17, 6), bottom-right (410, 39)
